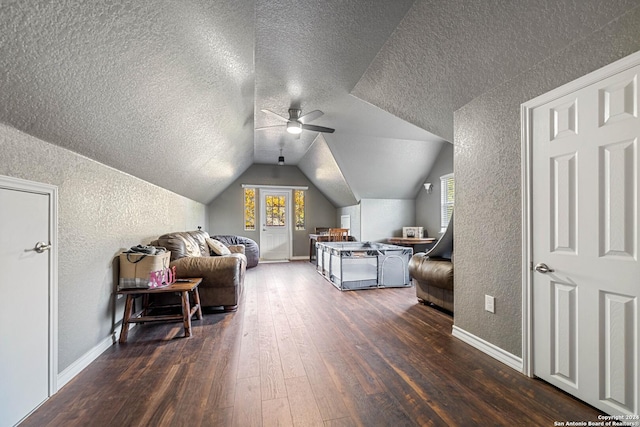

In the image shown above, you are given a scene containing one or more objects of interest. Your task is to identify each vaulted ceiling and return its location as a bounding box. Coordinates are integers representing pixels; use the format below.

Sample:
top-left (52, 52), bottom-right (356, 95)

top-left (1, 0), bottom-right (637, 205)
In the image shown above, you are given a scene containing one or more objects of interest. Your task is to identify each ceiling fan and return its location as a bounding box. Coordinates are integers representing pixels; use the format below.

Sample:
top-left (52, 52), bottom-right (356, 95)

top-left (257, 108), bottom-right (335, 135)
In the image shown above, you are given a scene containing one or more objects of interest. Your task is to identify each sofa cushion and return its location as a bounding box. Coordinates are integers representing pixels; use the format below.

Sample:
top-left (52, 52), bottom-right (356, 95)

top-left (151, 232), bottom-right (199, 260)
top-left (176, 234), bottom-right (202, 257)
top-left (228, 244), bottom-right (245, 255)
top-left (206, 237), bottom-right (231, 256)
top-left (186, 230), bottom-right (212, 256)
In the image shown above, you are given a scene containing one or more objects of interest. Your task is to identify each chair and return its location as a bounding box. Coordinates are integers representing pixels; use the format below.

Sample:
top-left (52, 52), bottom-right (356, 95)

top-left (328, 228), bottom-right (349, 242)
top-left (408, 213), bottom-right (454, 312)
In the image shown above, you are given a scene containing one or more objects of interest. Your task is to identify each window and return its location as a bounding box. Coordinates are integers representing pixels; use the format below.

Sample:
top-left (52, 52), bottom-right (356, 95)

top-left (265, 194), bottom-right (286, 226)
top-left (244, 187), bottom-right (256, 231)
top-left (440, 173), bottom-right (454, 231)
top-left (294, 190), bottom-right (305, 230)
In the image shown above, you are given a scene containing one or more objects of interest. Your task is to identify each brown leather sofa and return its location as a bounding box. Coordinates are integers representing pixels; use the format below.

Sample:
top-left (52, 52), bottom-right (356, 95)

top-left (408, 213), bottom-right (454, 313)
top-left (150, 230), bottom-right (246, 311)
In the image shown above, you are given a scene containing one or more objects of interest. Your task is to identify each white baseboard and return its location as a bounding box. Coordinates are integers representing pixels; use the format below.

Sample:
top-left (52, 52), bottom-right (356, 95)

top-left (56, 324), bottom-right (134, 390)
top-left (57, 335), bottom-right (114, 389)
top-left (290, 256), bottom-right (310, 261)
top-left (452, 325), bottom-right (523, 372)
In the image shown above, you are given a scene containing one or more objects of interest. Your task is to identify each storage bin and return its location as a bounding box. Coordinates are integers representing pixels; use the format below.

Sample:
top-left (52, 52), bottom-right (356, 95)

top-left (118, 251), bottom-right (172, 290)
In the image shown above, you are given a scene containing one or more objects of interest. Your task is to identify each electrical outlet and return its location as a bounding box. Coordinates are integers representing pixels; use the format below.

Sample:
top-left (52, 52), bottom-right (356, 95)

top-left (485, 295), bottom-right (495, 313)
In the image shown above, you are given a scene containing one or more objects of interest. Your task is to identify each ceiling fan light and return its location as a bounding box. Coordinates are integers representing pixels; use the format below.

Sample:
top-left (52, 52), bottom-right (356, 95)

top-left (286, 121), bottom-right (302, 134)
top-left (278, 155), bottom-right (285, 166)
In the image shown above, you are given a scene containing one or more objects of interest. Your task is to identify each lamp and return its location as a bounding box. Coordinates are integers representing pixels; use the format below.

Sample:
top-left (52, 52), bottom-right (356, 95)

top-left (278, 149), bottom-right (285, 166)
top-left (286, 121), bottom-right (302, 134)
top-left (424, 182), bottom-right (433, 193)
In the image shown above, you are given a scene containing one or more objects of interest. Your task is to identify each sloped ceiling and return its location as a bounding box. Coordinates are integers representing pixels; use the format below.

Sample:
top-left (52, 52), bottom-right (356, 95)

top-left (315, 95), bottom-right (444, 200)
top-left (0, 1), bottom-right (256, 203)
top-left (353, 0), bottom-right (640, 141)
top-left (297, 134), bottom-right (357, 208)
top-left (253, 0), bottom-right (418, 165)
top-left (1, 1), bottom-right (637, 205)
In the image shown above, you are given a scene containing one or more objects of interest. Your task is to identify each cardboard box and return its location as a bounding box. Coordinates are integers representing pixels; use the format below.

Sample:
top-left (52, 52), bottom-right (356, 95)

top-left (118, 251), bottom-right (171, 290)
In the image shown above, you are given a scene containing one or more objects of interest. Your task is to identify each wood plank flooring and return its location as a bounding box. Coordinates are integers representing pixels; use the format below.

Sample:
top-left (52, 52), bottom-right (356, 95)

top-left (22, 261), bottom-right (602, 426)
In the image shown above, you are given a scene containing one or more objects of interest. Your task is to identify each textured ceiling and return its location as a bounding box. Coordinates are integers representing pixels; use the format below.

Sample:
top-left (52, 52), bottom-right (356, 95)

top-left (2, 0), bottom-right (638, 205)
top-left (0, 0), bottom-right (255, 203)
top-left (253, 0), bottom-right (416, 163)
top-left (252, 0), bottom-right (442, 204)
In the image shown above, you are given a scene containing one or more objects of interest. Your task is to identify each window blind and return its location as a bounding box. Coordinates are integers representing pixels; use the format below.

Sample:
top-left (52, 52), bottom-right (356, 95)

top-left (440, 173), bottom-right (454, 231)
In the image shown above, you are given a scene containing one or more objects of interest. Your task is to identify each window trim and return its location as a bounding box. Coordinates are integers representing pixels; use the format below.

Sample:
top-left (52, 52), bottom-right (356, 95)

top-left (242, 184), bottom-right (308, 191)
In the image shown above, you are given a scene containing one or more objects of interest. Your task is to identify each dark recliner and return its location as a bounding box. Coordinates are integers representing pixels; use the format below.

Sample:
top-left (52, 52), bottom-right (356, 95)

top-left (408, 213), bottom-right (454, 312)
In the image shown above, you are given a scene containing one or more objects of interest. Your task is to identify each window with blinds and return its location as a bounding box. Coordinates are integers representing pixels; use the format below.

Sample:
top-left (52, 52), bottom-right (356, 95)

top-left (440, 173), bottom-right (454, 231)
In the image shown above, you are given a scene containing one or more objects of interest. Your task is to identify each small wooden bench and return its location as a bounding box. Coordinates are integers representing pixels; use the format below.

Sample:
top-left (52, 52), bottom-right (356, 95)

top-left (118, 278), bottom-right (203, 343)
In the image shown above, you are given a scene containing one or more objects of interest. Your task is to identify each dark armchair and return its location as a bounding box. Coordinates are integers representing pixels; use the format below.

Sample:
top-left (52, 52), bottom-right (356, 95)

top-left (408, 213), bottom-right (454, 312)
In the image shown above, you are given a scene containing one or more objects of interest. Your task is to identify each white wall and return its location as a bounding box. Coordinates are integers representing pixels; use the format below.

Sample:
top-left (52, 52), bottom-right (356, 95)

top-left (360, 199), bottom-right (415, 242)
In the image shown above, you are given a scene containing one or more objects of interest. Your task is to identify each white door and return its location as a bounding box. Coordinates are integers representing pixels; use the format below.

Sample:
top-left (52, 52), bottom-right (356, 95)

top-left (260, 190), bottom-right (290, 261)
top-left (0, 179), bottom-right (56, 427)
top-left (531, 61), bottom-right (639, 415)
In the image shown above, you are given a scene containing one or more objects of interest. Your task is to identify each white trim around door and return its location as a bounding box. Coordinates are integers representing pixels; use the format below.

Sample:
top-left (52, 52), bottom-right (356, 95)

top-left (521, 50), bottom-right (640, 378)
top-left (0, 175), bottom-right (59, 395)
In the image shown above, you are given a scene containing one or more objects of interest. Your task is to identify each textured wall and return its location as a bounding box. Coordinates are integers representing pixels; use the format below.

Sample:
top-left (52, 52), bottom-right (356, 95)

top-left (454, 7), bottom-right (640, 357)
top-left (360, 199), bottom-right (415, 243)
top-left (353, 0), bottom-right (640, 142)
top-left (0, 123), bottom-right (206, 372)
top-left (207, 164), bottom-right (337, 258)
top-left (416, 142), bottom-right (453, 238)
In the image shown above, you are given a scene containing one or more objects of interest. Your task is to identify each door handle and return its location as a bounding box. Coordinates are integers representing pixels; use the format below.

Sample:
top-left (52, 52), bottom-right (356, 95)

top-left (534, 263), bottom-right (554, 273)
top-left (34, 241), bottom-right (52, 253)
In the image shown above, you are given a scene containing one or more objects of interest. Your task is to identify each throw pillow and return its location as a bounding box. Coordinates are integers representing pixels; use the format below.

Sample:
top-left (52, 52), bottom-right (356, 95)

top-left (206, 237), bottom-right (231, 256)
top-left (176, 235), bottom-right (202, 257)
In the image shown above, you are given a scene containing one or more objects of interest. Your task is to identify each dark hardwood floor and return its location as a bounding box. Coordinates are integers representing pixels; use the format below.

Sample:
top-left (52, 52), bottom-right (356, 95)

top-left (23, 261), bottom-right (602, 426)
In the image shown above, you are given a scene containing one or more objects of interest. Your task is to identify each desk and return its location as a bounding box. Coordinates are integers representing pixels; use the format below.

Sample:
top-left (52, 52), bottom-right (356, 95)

top-left (387, 237), bottom-right (436, 253)
top-left (118, 278), bottom-right (203, 343)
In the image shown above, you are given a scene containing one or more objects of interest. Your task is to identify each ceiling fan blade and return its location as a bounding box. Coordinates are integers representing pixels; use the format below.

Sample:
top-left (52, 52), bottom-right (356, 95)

top-left (255, 125), bottom-right (286, 131)
top-left (298, 110), bottom-right (323, 124)
top-left (260, 109), bottom-right (289, 122)
top-left (301, 123), bottom-right (335, 133)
